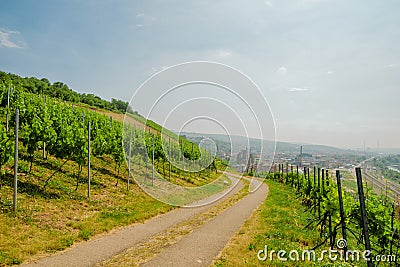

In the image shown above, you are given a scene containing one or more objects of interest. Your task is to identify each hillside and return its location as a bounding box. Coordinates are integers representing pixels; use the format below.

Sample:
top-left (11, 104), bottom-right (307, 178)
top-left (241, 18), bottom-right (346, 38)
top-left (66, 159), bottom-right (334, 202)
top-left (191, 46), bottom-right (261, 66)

top-left (0, 71), bottom-right (230, 265)
top-left (182, 132), bottom-right (357, 156)
top-left (0, 70), bottom-right (133, 115)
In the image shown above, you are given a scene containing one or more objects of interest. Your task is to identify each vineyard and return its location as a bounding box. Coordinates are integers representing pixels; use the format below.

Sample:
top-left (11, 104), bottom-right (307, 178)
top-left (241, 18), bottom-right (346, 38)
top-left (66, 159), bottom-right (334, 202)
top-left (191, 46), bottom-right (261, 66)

top-left (267, 165), bottom-right (400, 266)
top-left (0, 82), bottom-right (225, 192)
top-left (1, 73), bottom-right (399, 266)
top-left (0, 81), bottom-right (229, 265)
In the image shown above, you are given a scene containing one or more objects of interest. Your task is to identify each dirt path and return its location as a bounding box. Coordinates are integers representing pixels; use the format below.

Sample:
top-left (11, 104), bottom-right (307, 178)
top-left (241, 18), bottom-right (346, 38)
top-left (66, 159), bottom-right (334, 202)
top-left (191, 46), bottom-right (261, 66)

top-left (141, 182), bottom-right (269, 267)
top-left (23, 174), bottom-right (268, 267)
top-left (23, 175), bottom-right (243, 267)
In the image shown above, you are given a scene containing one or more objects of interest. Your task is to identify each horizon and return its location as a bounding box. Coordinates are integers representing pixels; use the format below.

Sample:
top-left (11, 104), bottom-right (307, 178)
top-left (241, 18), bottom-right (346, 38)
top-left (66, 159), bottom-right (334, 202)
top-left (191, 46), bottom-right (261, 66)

top-left (1, 1), bottom-right (399, 149)
top-left (2, 67), bottom-right (399, 151)
top-left (179, 131), bottom-right (400, 151)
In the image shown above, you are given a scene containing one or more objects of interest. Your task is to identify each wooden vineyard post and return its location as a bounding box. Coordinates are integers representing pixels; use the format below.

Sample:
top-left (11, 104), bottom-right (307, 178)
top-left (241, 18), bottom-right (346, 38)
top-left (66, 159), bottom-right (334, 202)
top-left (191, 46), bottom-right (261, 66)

top-left (87, 122), bottom-right (91, 199)
top-left (6, 85), bottom-right (10, 132)
top-left (286, 163), bottom-right (288, 184)
top-left (13, 109), bottom-right (19, 212)
top-left (336, 170), bottom-right (348, 257)
top-left (283, 164), bottom-right (285, 182)
top-left (144, 133), bottom-right (148, 181)
top-left (312, 166), bottom-right (316, 214)
top-left (181, 139), bottom-right (184, 180)
top-left (43, 99), bottom-right (47, 159)
top-left (128, 132), bottom-right (132, 190)
top-left (290, 165), bottom-right (294, 187)
top-left (317, 167), bottom-right (321, 218)
top-left (192, 143), bottom-right (194, 178)
top-left (168, 137), bottom-right (171, 181)
top-left (390, 203), bottom-right (395, 258)
top-left (6, 113), bottom-right (9, 132)
top-left (321, 168), bottom-right (325, 196)
top-left (152, 134), bottom-right (155, 186)
top-left (313, 166), bottom-right (317, 189)
top-left (305, 167), bottom-right (310, 196)
top-left (208, 151), bottom-right (211, 178)
top-left (278, 164), bottom-right (280, 179)
top-left (326, 169), bottom-right (329, 187)
top-left (296, 165), bottom-right (300, 191)
top-left (277, 164), bottom-right (280, 179)
top-left (324, 169), bottom-right (333, 248)
top-left (355, 168), bottom-right (373, 267)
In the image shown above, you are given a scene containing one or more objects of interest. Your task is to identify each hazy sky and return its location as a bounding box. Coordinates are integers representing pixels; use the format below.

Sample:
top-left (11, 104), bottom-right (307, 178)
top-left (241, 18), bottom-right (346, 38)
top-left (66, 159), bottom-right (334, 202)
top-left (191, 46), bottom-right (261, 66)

top-left (0, 0), bottom-right (399, 148)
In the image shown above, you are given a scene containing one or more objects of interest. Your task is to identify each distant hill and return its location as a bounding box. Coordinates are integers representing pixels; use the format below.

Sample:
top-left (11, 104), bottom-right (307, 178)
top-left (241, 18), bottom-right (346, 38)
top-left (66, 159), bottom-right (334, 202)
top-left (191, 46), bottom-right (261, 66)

top-left (181, 132), bottom-right (357, 156)
top-left (360, 148), bottom-right (400, 155)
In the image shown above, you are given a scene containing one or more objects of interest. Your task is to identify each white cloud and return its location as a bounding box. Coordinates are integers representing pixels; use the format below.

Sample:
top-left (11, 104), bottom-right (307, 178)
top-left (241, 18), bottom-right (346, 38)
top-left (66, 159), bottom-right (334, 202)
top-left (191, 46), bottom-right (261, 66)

top-left (0, 29), bottom-right (25, 48)
top-left (383, 63), bottom-right (397, 68)
top-left (265, 1), bottom-right (273, 7)
top-left (277, 66), bottom-right (287, 75)
top-left (213, 49), bottom-right (232, 58)
top-left (136, 24), bottom-right (144, 28)
top-left (327, 71), bottom-right (333, 74)
top-left (288, 87), bottom-right (309, 92)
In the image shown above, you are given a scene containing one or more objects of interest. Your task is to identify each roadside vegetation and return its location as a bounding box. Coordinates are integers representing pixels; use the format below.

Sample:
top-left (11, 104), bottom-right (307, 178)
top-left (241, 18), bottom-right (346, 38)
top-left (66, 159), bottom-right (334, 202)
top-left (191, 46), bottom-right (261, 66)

top-left (0, 71), bottom-right (231, 266)
top-left (213, 176), bottom-right (399, 267)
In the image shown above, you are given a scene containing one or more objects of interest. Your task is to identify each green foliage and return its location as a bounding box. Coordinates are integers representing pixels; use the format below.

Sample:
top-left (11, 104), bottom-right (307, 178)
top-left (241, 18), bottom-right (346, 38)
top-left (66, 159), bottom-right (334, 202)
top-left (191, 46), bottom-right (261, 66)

top-left (78, 228), bottom-right (93, 241)
top-left (0, 251), bottom-right (22, 265)
top-left (0, 70), bottom-right (133, 114)
top-left (1, 70), bottom-right (228, 190)
top-left (375, 156), bottom-right (400, 183)
top-left (267, 169), bottom-right (400, 261)
top-left (1, 86), bottom-right (222, 189)
top-left (0, 123), bottom-right (14, 176)
top-left (1, 90), bottom-right (130, 188)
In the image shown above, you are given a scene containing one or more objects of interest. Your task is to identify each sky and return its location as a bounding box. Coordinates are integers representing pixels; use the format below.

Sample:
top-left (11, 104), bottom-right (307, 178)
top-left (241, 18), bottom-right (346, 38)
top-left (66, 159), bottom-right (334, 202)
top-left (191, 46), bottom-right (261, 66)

top-left (0, 0), bottom-right (399, 149)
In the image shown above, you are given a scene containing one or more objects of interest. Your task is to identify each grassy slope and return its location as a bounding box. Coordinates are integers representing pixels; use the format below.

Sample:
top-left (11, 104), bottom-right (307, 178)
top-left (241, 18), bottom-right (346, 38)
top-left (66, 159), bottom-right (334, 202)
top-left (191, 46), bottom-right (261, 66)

top-left (0, 149), bottom-right (172, 265)
top-left (77, 103), bottom-right (178, 138)
top-left (211, 180), bottom-right (362, 267)
top-left (0, 106), bottom-right (228, 266)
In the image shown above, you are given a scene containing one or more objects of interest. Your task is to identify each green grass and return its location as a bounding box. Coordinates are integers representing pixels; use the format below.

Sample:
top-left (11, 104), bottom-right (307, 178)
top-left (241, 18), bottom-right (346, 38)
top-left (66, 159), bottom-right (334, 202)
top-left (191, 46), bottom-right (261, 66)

top-left (0, 143), bottom-right (230, 266)
top-left (341, 179), bottom-right (358, 192)
top-left (336, 170), bottom-right (358, 193)
top-left (126, 113), bottom-right (178, 139)
top-left (212, 180), bottom-right (361, 267)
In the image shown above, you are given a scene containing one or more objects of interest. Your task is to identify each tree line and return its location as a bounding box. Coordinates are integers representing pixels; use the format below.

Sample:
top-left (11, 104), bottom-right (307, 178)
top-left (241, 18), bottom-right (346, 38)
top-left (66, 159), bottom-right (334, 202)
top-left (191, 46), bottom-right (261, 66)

top-left (0, 71), bottom-right (134, 114)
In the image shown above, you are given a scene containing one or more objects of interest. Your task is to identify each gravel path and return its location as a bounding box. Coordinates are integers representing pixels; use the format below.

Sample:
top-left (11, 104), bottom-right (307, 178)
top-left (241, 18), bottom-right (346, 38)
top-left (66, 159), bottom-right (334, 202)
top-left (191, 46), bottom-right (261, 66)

top-left (141, 182), bottom-right (269, 267)
top-left (23, 175), bottom-right (242, 267)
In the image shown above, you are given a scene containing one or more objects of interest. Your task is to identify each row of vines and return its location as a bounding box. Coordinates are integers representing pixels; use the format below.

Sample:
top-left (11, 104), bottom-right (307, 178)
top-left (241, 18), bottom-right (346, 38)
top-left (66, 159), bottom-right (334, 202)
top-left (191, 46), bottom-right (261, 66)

top-left (268, 165), bottom-right (399, 266)
top-left (0, 84), bottom-right (217, 197)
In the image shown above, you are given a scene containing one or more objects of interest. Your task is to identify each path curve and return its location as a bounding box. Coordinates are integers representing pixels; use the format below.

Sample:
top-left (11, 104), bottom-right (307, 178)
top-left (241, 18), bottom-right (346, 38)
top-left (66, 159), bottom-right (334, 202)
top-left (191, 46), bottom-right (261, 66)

top-left (142, 182), bottom-right (269, 267)
top-left (23, 175), bottom-right (242, 267)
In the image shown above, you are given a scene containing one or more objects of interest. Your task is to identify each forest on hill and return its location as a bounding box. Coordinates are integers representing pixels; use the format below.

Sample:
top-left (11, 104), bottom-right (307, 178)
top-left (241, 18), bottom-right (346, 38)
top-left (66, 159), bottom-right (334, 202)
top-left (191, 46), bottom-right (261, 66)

top-left (0, 71), bottom-right (134, 114)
